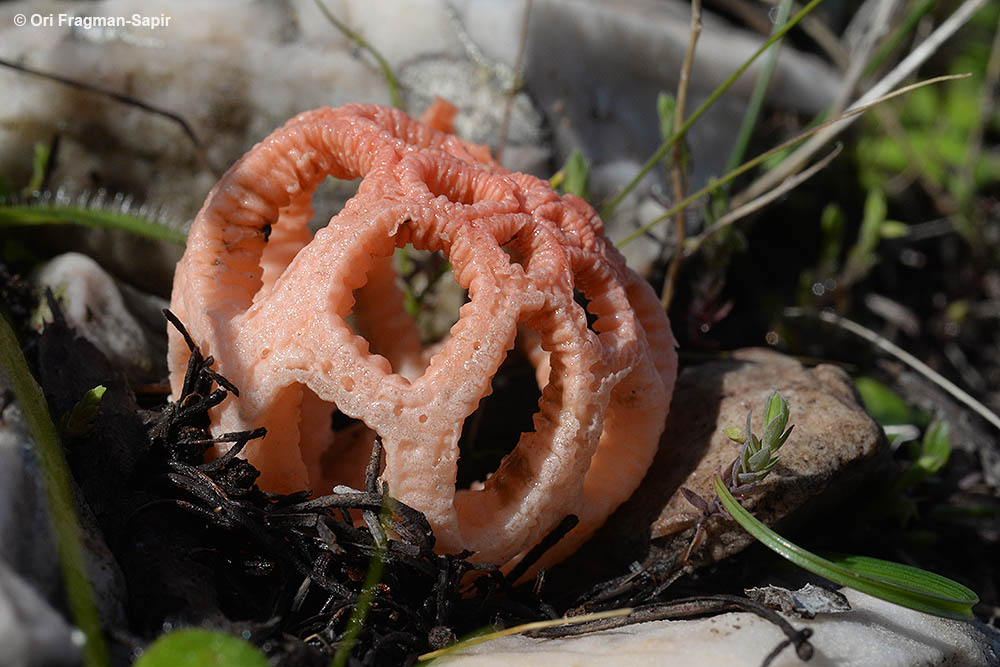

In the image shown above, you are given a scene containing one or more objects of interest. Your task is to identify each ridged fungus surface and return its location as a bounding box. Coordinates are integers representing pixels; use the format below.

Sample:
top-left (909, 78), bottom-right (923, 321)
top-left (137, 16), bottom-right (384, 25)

top-left (168, 102), bottom-right (678, 568)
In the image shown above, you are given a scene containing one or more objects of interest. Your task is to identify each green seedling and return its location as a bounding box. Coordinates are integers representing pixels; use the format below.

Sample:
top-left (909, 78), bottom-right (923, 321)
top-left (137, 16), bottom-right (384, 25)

top-left (62, 385), bottom-right (106, 437)
top-left (723, 391), bottom-right (793, 488)
top-left (24, 141), bottom-right (53, 197)
top-left (842, 188), bottom-right (889, 287)
top-left (680, 391), bottom-right (792, 563)
top-left (551, 149), bottom-right (590, 199)
top-left (855, 376), bottom-right (923, 429)
top-left (894, 420), bottom-right (952, 495)
top-left (712, 396), bottom-right (975, 621)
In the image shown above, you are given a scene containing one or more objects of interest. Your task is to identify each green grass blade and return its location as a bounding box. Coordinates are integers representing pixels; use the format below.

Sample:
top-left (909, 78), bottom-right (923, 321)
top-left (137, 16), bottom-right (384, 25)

top-left (713, 475), bottom-right (978, 620)
top-left (0, 311), bottom-right (110, 666)
top-left (723, 0), bottom-right (794, 181)
top-left (599, 0), bottom-right (825, 219)
top-left (617, 73), bottom-right (967, 248)
top-left (330, 497), bottom-right (392, 667)
top-left (0, 201), bottom-right (187, 244)
top-left (314, 0), bottom-right (403, 109)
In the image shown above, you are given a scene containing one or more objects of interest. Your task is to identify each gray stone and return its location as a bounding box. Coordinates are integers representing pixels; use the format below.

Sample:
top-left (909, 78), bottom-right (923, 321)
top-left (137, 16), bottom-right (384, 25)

top-left (435, 589), bottom-right (1000, 666)
top-left (0, 562), bottom-right (81, 667)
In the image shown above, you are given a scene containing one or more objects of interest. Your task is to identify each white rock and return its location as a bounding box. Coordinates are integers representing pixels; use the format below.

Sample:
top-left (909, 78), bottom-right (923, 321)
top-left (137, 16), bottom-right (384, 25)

top-left (0, 0), bottom-right (841, 290)
top-left (436, 589), bottom-right (1000, 667)
top-left (34, 252), bottom-right (165, 379)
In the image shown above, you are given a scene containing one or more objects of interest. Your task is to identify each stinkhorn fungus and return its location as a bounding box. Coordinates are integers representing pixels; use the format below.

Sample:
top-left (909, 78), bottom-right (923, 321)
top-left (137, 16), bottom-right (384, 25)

top-left (168, 102), bottom-right (678, 568)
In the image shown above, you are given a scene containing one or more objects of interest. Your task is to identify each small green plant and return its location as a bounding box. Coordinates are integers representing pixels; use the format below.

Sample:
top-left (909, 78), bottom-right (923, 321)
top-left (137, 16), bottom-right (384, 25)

top-left (679, 391), bottom-right (792, 562)
top-left (706, 395), bottom-right (977, 621)
top-left (61, 385), bottom-right (106, 437)
top-left (876, 419), bottom-right (953, 526)
top-left (550, 149), bottom-right (590, 199)
top-left (722, 390), bottom-right (794, 488)
top-left (680, 390), bottom-right (977, 620)
top-left (895, 421), bottom-right (952, 494)
top-left (841, 188), bottom-right (907, 286)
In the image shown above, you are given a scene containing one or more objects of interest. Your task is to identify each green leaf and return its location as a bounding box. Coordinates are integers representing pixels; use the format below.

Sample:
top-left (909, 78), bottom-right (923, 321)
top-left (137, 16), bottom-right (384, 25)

top-left (774, 425), bottom-right (794, 450)
top-left (134, 629), bottom-right (269, 667)
top-left (880, 221), bottom-right (909, 239)
top-left (854, 376), bottom-right (915, 426)
top-left (747, 445), bottom-right (772, 472)
top-left (761, 392), bottom-right (789, 449)
top-left (859, 188), bottom-right (887, 254)
top-left (657, 92), bottom-right (677, 142)
top-left (0, 201), bottom-right (186, 244)
top-left (895, 420), bottom-right (952, 492)
top-left (25, 142), bottom-right (52, 196)
top-left (723, 426), bottom-right (746, 443)
top-left (714, 475), bottom-right (978, 620)
top-left (558, 149), bottom-right (590, 199)
top-left (918, 421), bottom-right (951, 475)
top-left (763, 391), bottom-right (785, 426)
top-left (62, 385), bottom-right (106, 436)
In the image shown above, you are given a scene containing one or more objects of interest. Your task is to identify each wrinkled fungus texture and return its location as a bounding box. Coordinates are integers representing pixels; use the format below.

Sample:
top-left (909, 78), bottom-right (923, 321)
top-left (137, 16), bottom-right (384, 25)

top-left (168, 103), bottom-right (678, 567)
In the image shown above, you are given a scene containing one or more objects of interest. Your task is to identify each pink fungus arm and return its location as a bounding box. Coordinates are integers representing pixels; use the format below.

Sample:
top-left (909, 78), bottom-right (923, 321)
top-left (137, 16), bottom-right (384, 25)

top-left (168, 103), bottom-right (678, 569)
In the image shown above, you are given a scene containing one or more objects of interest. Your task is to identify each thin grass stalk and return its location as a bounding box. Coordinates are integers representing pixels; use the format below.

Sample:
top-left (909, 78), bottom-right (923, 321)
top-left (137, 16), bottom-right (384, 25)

top-left (314, 0), bottom-right (403, 109)
top-left (735, 0), bottom-right (990, 206)
top-left (599, 0), bottom-right (825, 220)
top-left (661, 0), bottom-right (702, 309)
top-left (615, 73), bottom-right (968, 248)
top-left (723, 0), bottom-right (794, 183)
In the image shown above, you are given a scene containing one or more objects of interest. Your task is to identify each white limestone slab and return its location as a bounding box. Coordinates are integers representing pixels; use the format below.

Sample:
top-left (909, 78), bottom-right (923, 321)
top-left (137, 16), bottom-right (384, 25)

top-left (436, 589), bottom-right (1000, 666)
